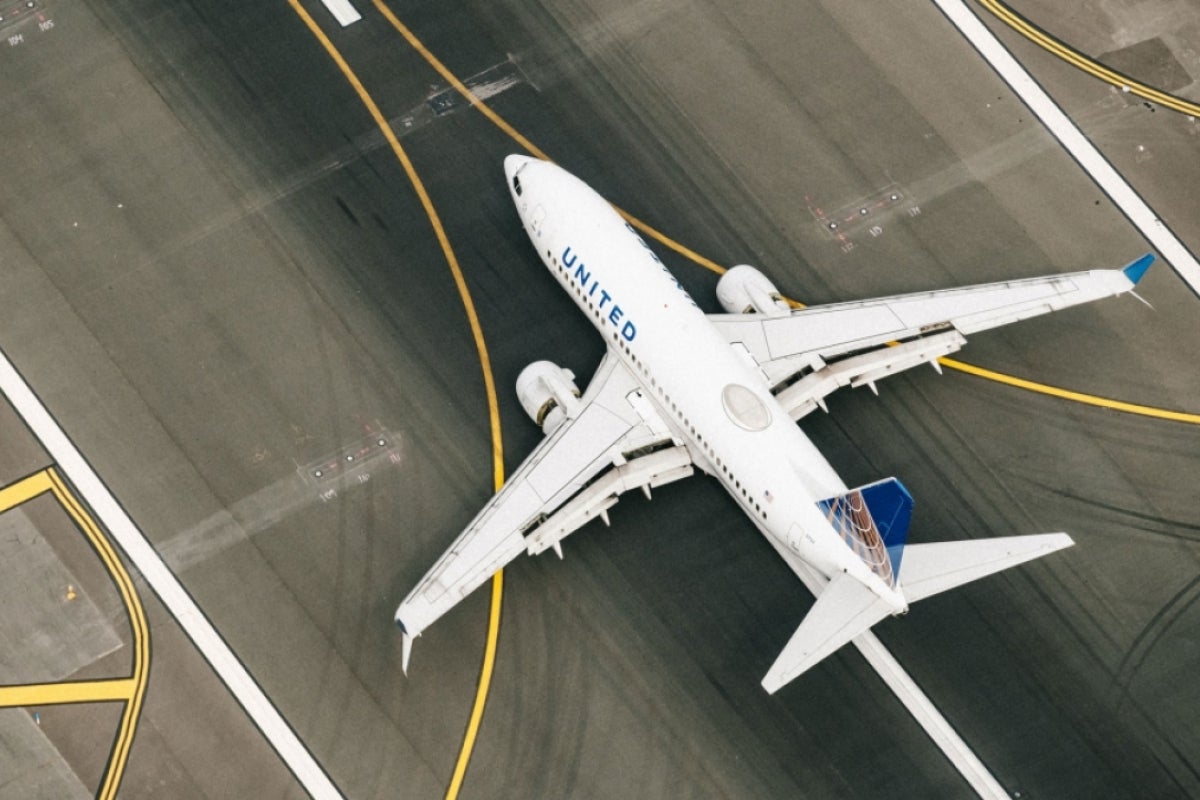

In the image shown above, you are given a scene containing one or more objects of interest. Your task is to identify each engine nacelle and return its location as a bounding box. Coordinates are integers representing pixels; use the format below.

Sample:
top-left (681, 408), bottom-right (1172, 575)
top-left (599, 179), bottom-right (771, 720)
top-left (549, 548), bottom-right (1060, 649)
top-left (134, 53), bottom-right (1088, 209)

top-left (516, 361), bottom-right (582, 436)
top-left (716, 264), bottom-right (791, 316)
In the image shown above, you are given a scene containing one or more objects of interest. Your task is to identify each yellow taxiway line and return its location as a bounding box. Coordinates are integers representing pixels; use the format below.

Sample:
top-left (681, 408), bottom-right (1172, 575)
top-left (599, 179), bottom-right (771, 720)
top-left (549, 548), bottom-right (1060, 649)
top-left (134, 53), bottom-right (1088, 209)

top-left (0, 678), bottom-right (139, 706)
top-left (283, 3), bottom-right (508, 799)
top-left (942, 357), bottom-right (1200, 424)
top-left (0, 468), bottom-right (150, 800)
top-left (978, 0), bottom-right (1200, 118)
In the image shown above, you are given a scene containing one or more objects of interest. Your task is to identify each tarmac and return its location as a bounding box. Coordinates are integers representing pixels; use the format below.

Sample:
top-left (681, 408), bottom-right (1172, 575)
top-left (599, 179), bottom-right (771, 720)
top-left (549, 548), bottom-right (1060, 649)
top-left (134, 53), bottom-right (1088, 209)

top-left (0, 0), bottom-right (1196, 797)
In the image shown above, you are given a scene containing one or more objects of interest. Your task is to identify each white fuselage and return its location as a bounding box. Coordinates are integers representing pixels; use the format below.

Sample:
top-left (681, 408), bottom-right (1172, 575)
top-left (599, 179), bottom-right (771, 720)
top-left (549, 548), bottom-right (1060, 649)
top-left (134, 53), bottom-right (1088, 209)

top-left (504, 156), bottom-right (906, 611)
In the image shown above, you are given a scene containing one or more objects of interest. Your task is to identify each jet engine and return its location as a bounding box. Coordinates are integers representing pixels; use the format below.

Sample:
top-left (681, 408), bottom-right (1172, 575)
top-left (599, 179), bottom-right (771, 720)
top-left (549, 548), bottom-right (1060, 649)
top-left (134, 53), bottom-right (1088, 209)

top-left (716, 265), bottom-right (791, 316)
top-left (516, 361), bottom-right (582, 436)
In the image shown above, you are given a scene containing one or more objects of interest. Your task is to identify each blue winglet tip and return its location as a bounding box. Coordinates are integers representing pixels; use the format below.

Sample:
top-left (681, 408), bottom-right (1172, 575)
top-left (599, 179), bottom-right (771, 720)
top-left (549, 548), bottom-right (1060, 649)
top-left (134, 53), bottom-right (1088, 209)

top-left (1123, 253), bottom-right (1154, 285)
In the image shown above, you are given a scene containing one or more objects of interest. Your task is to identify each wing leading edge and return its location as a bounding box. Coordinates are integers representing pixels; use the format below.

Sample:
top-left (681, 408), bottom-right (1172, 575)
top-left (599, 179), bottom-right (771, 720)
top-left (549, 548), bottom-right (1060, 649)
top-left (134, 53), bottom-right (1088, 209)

top-left (710, 255), bottom-right (1153, 417)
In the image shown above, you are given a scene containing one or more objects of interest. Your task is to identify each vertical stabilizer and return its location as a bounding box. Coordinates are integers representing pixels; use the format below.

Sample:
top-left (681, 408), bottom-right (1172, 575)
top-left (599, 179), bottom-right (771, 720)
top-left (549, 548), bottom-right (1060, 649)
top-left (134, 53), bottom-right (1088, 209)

top-left (818, 478), bottom-right (913, 586)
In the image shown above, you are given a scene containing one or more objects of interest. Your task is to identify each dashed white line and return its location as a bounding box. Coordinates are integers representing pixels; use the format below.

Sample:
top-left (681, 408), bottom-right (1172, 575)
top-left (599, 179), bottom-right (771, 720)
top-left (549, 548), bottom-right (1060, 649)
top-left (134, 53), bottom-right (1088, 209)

top-left (933, 0), bottom-right (1200, 297)
top-left (0, 349), bottom-right (345, 800)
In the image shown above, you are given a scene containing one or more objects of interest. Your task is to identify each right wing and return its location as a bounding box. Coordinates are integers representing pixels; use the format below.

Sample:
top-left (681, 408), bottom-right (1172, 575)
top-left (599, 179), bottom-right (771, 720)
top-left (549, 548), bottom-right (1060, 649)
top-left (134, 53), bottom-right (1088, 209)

top-left (395, 350), bottom-right (692, 668)
top-left (710, 255), bottom-right (1153, 418)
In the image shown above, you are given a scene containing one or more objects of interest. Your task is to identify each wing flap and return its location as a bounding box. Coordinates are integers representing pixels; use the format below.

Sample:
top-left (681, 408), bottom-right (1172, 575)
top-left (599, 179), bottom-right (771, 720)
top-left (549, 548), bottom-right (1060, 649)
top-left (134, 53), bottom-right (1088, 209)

top-left (524, 445), bottom-right (693, 556)
top-left (775, 331), bottom-right (965, 419)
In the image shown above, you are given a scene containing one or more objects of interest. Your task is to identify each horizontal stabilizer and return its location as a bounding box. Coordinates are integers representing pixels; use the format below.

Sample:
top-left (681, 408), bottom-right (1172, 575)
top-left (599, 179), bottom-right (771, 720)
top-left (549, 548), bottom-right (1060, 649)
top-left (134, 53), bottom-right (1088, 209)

top-left (899, 533), bottom-right (1073, 603)
top-left (762, 573), bottom-right (897, 694)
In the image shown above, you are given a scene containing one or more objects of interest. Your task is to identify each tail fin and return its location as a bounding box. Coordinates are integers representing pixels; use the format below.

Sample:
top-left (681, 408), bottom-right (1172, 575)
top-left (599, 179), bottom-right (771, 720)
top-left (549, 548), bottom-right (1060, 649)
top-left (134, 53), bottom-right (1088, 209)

top-left (818, 478), bottom-right (913, 586)
top-left (898, 532), bottom-right (1073, 603)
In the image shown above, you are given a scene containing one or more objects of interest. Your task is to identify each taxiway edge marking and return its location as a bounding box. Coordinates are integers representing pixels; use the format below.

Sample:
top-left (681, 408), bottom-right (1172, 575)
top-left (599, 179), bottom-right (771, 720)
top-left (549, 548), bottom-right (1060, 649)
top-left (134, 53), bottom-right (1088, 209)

top-left (978, 0), bottom-right (1200, 118)
top-left (46, 466), bottom-right (151, 800)
top-left (0, 349), bottom-right (345, 799)
top-left (0, 467), bottom-right (150, 797)
top-left (938, 0), bottom-right (1200, 297)
top-left (285, 3), bottom-right (509, 798)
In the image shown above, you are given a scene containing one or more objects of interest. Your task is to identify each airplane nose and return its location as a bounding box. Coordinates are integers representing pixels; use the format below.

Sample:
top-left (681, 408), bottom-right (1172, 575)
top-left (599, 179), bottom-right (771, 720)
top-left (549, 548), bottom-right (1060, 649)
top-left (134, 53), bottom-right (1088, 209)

top-left (504, 154), bottom-right (534, 182)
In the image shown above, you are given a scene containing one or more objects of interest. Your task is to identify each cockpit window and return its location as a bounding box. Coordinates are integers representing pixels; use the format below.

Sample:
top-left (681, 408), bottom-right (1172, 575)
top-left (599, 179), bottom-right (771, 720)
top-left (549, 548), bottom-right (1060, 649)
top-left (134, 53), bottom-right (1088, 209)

top-left (512, 175), bottom-right (522, 196)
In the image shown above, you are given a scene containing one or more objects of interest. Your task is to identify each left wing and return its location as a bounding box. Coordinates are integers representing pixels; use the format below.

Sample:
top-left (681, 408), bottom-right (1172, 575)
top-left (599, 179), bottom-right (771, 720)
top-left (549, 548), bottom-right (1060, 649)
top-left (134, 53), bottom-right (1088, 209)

top-left (395, 351), bottom-right (692, 669)
top-left (710, 255), bottom-right (1153, 418)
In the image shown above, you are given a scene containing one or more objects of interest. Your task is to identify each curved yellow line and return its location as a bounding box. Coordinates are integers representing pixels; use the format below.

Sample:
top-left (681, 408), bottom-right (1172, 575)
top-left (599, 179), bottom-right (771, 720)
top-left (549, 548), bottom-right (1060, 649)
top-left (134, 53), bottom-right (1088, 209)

top-left (977, 0), bottom-right (1200, 117)
top-left (0, 469), bottom-right (151, 800)
top-left (283, 3), bottom-right (508, 798)
top-left (370, 0), bottom-right (728, 277)
top-left (285, 1), bottom-right (504, 490)
top-left (48, 468), bottom-right (151, 800)
top-left (938, 357), bottom-right (1200, 423)
top-left (373, 0), bottom-right (1199, 427)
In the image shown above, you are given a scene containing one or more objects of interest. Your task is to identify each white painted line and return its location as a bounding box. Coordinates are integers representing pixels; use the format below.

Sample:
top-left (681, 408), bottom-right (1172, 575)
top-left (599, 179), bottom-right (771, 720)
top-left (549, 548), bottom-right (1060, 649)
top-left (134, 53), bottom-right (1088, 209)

top-left (852, 633), bottom-right (1009, 799)
top-left (792, 565), bottom-right (1009, 799)
top-left (0, 350), bottom-right (345, 800)
top-left (933, 0), bottom-right (1200, 297)
top-left (319, 0), bottom-right (361, 27)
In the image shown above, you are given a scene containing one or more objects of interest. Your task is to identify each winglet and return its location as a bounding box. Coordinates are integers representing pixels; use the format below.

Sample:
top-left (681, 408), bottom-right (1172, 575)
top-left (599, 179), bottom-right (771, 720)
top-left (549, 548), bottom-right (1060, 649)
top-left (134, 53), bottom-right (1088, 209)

top-left (401, 633), bottom-right (413, 676)
top-left (1122, 253), bottom-right (1155, 285)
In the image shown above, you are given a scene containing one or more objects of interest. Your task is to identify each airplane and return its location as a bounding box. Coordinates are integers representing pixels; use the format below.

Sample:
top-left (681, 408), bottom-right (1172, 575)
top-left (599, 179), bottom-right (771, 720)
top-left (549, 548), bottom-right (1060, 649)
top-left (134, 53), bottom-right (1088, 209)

top-left (395, 153), bottom-right (1154, 693)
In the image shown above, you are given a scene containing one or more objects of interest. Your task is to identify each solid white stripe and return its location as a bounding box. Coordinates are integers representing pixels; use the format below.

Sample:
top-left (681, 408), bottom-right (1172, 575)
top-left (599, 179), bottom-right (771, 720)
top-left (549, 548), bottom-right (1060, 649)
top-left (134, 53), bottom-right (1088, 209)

top-left (318, 0), bottom-right (361, 27)
top-left (934, 0), bottom-right (1200, 296)
top-left (790, 563), bottom-right (1010, 799)
top-left (0, 350), bottom-right (345, 800)
top-left (852, 633), bottom-right (1010, 799)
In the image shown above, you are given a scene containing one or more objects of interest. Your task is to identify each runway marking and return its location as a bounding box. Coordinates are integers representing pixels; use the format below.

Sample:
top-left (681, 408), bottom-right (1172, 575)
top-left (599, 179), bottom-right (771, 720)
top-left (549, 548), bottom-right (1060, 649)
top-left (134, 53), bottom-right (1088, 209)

top-left (317, 0), bottom-right (360, 28)
top-left (0, 368), bottom-right (344, 800)
top-left (373, 0), bottom-right (1200, 429)
top-left (978, 0), bottom-right (1200, 118)
top-left (0, 467), bottom-right (150, 800)
top-left (939, 0), bottom-right (1200, 298)
top-left (284, 3), bottom-right (508, 799)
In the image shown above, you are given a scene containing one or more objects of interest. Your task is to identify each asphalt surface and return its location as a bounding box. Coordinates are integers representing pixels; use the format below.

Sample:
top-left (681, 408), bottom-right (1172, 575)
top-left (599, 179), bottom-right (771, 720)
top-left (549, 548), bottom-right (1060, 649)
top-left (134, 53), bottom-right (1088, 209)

top-left (0, 0), bottom-right (1197, 798)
